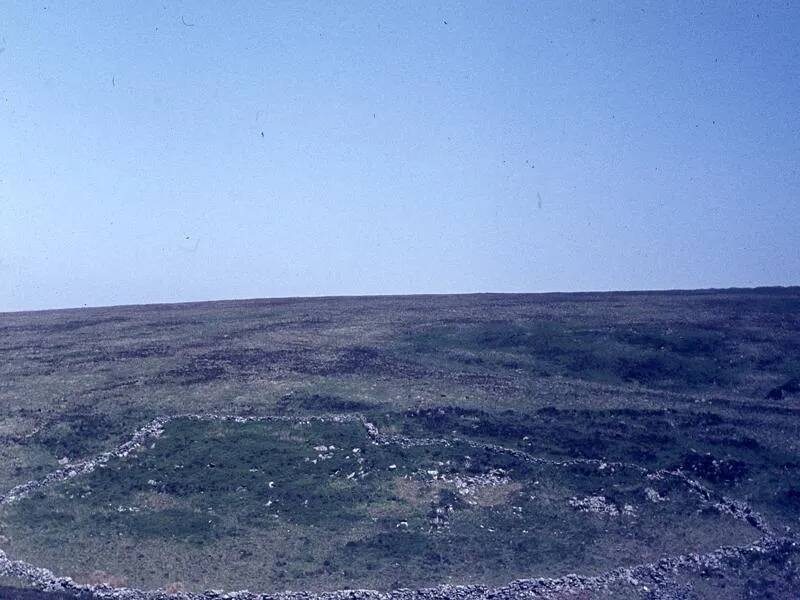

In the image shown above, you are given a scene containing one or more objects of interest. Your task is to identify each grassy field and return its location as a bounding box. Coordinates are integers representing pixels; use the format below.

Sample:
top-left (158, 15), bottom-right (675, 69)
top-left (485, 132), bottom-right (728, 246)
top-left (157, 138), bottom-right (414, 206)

top-left (0, 417), bottom-right (760, 592)
top-left (0, 288), bottom-right (799, 597)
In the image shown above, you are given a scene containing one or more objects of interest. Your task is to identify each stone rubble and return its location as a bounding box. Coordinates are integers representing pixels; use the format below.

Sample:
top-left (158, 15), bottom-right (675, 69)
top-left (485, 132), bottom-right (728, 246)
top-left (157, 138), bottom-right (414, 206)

top-left (644, 487), bottom-right (666, 503)
top-left (0, 417), bottom-right (172, 507)
top-left (567, 495), bottom-right (629, 517)
top-left (368, 422), bottom-right (775, 535)
top-left (0, 411), bottom-right (791, 599)
top-left (2, 537), bottom-right (797, 600)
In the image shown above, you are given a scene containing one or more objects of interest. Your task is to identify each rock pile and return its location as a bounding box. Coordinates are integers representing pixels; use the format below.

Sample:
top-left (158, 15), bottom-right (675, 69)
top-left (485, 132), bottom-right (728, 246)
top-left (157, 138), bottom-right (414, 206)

top-left (567, 495), bottom-right (635, 517)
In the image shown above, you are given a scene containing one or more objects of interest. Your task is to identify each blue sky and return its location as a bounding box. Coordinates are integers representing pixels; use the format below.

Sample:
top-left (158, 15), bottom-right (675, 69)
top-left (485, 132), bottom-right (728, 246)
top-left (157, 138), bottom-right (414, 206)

top-left (1, 1), bottom-right (798, 311)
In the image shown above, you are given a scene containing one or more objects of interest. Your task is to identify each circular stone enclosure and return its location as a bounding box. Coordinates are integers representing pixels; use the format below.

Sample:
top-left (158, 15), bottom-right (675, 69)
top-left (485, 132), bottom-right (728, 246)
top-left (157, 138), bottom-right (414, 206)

top-left (0, 417), bottom-right (762, 594)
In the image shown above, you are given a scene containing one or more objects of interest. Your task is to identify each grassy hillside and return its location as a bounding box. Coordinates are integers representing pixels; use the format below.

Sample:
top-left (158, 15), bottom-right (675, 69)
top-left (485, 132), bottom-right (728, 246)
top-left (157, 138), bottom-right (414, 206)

top-left (0, 288), bottom-right (798, 597)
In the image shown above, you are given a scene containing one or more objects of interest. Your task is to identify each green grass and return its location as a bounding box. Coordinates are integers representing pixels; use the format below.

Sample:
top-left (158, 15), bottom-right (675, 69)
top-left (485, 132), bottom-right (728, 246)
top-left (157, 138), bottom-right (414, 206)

top-left (0, 417), bottom-right (762, 593)
top-left (406, 321), bottom-right (742, 390)
top-left (2, 291), bottom-right (799, 596)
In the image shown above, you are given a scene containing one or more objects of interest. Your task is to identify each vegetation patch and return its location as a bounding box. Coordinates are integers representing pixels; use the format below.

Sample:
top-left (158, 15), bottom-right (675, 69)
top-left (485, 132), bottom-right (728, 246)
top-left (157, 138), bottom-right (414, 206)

top-left (276, 393), bottom-right (373, 413)
top-left (405, 321), bottom-right (740, 390)
top-left (0, 417), bottom-right (761, 593)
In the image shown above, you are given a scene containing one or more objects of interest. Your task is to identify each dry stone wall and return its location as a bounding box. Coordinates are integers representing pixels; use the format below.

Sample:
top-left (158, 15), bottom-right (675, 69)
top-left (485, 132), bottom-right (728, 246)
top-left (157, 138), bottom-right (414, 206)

top-left (0, 412), bottom-right (794, 599)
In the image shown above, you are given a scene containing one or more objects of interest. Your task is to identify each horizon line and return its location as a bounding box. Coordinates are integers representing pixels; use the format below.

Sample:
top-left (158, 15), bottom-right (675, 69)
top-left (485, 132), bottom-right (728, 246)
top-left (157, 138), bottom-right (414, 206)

top-left (2, 284), bottom-right (798, 317)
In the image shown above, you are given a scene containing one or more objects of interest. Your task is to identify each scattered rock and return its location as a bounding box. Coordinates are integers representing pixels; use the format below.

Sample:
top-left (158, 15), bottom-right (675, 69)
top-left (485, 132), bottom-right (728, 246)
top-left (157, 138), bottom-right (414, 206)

top-left (645, 487), bottom-right (667, 503)
top-left (568, 495), bottom-right (623, 516)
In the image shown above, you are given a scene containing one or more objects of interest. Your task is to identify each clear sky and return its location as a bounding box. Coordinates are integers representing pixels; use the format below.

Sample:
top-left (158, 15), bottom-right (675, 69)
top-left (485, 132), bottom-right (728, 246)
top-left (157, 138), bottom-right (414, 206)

top-left (1, 2), bottom-right (798, 312)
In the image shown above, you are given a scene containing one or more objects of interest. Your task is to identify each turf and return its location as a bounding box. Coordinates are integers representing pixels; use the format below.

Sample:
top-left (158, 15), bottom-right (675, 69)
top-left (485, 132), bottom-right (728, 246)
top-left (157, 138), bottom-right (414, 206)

top-left (0, 288), bottom-right (798, 596)
top-left (0, 418), bottom-right (760, 592)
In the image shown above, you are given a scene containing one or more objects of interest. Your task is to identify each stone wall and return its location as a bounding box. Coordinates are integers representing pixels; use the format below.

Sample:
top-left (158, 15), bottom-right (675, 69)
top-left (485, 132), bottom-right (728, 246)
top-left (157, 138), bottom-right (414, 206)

top-left (0, 412), bottom-right (795, 599)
